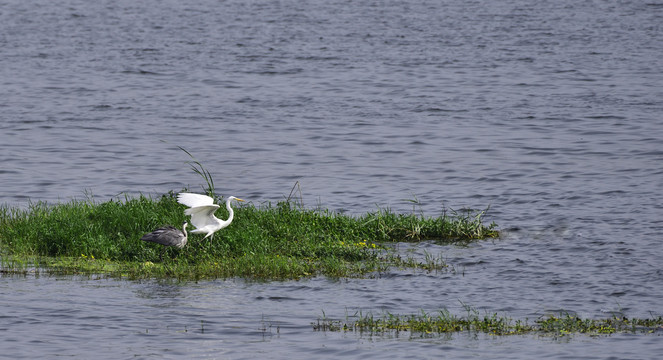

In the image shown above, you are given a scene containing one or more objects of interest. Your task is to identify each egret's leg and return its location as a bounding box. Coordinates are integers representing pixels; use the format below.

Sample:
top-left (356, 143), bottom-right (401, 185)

top-left (209, 233), bottom-right (214, 249)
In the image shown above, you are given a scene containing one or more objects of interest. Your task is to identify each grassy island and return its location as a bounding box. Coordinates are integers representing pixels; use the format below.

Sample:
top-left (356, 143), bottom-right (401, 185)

top-left (0, 192), bottom-right (497, 280)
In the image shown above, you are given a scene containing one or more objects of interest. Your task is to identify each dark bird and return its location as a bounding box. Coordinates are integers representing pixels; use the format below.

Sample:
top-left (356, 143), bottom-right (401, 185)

top-left (141, 222), bottom-right (188, 260)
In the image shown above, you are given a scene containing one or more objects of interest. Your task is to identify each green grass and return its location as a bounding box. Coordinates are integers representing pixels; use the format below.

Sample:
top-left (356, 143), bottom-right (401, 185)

top-left (313, 309), bottom-right (663, 337)
top-left (0, 192), bottom-right (497, 280)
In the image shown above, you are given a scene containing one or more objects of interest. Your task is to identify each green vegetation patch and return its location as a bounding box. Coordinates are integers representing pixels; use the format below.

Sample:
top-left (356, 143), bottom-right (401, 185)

top-left (0, 192), bottom-right (497, 280)
top-left (314, 309), bottom-right (663, 337)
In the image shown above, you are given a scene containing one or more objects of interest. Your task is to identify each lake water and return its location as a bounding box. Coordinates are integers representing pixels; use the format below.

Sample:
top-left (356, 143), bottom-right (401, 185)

top-left (1, 0), bottom-right (662, 358)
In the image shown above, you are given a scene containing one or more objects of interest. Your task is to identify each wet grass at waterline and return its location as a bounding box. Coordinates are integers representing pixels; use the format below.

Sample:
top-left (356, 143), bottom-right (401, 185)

top-left (314, 309), bottom-right (663, 337)
top-left (0, 192), bottom-right (497, 280)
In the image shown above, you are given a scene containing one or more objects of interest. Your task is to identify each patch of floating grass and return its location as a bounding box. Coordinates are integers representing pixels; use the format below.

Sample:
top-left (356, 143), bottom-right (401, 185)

top-left (313, 308), bottom-right (663, 337)
top-left (0, 192), bottom-right (497, 280)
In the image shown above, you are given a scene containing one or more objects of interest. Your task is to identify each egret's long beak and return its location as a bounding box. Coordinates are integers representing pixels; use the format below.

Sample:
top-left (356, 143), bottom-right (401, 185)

top-left (236, 198), bottom-right (245, 202)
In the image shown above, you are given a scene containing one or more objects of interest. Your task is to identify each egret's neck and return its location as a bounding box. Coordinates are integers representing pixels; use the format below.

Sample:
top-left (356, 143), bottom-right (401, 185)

top-left (226, 198), bottom-right (235, 223)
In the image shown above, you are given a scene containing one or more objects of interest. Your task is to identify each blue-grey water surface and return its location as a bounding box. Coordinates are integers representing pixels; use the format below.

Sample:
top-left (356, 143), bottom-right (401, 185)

top-left (1, 0), bottom-right (662, 358)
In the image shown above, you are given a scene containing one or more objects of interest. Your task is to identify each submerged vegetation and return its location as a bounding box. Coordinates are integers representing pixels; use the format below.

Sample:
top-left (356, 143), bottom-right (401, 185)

top-left (0, 192), bottom-right (498, 280)
top-left (314, 308), bottom-right (663, 337)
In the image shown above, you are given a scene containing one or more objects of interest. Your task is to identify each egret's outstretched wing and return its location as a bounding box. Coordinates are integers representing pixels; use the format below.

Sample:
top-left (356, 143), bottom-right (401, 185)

top-left (177, 193), bottom-right (214, 208)
top-left (185, 204), bottom-right (221, 229)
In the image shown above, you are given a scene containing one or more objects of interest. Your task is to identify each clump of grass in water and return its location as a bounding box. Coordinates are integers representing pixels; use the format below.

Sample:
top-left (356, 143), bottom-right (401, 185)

top-left (0, 148), bottom-right (498, 280)
top-left (0, 192), bottom-right (497, 280)
top-left (315, 307), bottom-right (663, 337)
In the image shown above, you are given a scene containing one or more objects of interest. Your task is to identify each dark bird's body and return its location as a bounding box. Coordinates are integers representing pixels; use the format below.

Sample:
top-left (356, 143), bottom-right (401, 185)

top-left (141, 222), bottom-right (188, 260)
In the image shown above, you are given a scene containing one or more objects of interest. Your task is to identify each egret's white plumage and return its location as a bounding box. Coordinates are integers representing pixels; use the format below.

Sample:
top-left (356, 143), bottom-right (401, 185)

top-left (177, 193), bottom-right (244, 246)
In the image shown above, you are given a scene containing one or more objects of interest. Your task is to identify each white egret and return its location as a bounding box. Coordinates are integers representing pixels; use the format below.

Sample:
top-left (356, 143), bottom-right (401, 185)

top-left (141, 222), bottom-right (188, 260)
top-left (176, 193), bottom-right (245, 247)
